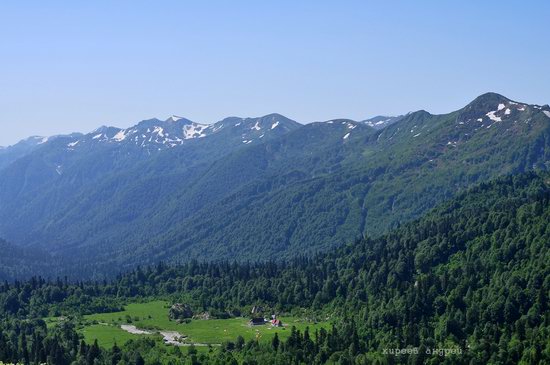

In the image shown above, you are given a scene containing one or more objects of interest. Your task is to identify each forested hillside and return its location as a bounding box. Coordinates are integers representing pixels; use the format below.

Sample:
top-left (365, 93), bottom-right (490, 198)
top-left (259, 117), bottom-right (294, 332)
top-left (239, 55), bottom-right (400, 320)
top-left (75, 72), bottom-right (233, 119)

top-left (1, 172), bottom-right (548, 364)
top-left (1, 93), bottom-right (549, 279)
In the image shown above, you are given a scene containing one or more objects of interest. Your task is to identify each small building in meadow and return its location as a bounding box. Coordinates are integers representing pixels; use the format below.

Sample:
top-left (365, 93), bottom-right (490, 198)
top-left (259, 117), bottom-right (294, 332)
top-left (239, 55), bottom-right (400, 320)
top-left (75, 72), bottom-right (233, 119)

top-left (271, 319), bottom-right (283, 327)
top-left (248, 317), bottom-right (266, 326)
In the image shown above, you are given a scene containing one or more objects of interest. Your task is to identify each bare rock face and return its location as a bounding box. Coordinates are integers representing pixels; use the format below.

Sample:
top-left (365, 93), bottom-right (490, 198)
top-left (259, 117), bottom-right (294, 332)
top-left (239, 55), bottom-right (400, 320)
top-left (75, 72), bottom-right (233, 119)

top-left (169, 303), bottom-right (193, 320)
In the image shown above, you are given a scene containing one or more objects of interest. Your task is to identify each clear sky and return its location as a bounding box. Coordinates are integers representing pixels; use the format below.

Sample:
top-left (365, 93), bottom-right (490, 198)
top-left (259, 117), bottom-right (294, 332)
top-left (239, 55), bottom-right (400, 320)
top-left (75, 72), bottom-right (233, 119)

top-left (1, 1), bottom-right (549, 146)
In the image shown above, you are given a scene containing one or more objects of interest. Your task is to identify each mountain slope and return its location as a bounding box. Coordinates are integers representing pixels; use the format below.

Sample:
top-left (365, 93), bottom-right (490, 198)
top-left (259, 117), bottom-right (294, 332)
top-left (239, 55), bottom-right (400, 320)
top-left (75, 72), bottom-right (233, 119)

top-left (0, 114), bottom-right (300, 247)
top-left (0, 238), bottom-right (53, 280)
top-left (134, 93), bottom-right (550, 265)
top-left (362, 114), bottom-right (405, 129)
top-left (2, 172), bottom-right (548, 364)
top-left (0, 93), bottom-right (549, 278)
top-left (15, 120), bottom-right (375, 273)
top-left (0, 135), bottom-right (71, 170)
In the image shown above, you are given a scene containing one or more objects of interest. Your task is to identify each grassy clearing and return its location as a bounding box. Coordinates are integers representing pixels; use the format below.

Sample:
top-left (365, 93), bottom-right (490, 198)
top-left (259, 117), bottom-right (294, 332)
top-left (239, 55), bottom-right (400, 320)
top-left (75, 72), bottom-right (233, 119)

top-left (81, 300), bottom-right (329, 348)
top-left (81, 324), bottom-right (154, 349)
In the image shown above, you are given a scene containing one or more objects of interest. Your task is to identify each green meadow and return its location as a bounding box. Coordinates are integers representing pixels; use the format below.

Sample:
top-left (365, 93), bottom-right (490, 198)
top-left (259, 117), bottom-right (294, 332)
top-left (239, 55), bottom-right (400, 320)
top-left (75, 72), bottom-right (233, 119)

top-left (80, 300), bottom-right (329, 348)
top-left (81, 324), bottom-right (152, 349)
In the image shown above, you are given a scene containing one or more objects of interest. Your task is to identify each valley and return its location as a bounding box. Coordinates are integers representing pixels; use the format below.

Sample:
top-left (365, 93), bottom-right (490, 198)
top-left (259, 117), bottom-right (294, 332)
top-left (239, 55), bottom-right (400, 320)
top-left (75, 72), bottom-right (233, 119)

top-left (0, 94), bottom-right (549, 365)
top-left (3, 3), bottom-right (549, 363)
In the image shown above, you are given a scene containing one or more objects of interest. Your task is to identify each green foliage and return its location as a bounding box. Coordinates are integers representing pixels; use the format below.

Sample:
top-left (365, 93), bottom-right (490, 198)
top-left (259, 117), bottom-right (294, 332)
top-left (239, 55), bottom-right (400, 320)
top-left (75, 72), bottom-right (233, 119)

top-left (2, 94), bottom-right (550, 280)
top-left (0, 171), bottom-right (549, 363)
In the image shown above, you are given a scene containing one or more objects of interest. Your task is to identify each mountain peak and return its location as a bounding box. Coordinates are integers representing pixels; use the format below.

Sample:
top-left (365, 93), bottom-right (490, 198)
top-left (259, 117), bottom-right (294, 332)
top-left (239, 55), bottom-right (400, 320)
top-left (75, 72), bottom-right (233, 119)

top-left (460, 93), bottom-right (514, 120)
top-left (92, 125), bottom-right (119, 134)
top-left (455, 92), bottom-right (548, 130)
top-left (467, 92), bottom-right (512, 110)
top-left (261, 113), bottom-right (288, 120)
top-left (134, 118), bottom-right (164, 128)
top-left (166, 115), bottom-right (187, 123)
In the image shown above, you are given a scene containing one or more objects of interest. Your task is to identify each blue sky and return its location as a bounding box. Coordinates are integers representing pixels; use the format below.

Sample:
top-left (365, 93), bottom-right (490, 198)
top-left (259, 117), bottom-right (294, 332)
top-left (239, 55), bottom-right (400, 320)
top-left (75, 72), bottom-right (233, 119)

top-left (1, 1), bottom-right (549, 146)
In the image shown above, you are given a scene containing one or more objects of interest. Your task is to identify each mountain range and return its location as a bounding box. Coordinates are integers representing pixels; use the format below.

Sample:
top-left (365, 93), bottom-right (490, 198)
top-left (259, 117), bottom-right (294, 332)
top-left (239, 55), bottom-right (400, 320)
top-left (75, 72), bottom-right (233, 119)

top-left (0, 92), bottom-right (549, 279)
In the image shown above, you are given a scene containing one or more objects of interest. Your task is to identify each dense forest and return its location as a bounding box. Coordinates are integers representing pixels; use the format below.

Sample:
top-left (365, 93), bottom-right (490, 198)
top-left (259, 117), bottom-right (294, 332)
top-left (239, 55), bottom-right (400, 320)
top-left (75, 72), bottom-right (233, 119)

top-left (1, 172), bottom-right (549, 364)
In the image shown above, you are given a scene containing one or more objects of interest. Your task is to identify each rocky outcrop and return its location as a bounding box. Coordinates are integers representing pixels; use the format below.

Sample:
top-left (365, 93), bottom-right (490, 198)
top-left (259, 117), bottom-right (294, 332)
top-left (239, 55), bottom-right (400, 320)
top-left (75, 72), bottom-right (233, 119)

top-left (169, 303), bottom-right (193, 320)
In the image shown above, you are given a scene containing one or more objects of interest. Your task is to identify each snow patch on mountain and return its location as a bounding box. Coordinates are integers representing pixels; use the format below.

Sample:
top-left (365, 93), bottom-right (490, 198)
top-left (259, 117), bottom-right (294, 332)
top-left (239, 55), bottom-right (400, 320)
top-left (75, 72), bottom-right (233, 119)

top-left (153, 127), bottom-right (165, 137)
top-left (10, 113), bottom-right (298, 155)
top-left (113, 130), bottom-right (128, 141)
top-left (183, 124), bottom-right (208, 139)
top-left (363, 115), bottom-right (404, 130)
top-left (210, 124), bottom-right (224, 133)
top-left (486, 110), bottom-right (502, 122)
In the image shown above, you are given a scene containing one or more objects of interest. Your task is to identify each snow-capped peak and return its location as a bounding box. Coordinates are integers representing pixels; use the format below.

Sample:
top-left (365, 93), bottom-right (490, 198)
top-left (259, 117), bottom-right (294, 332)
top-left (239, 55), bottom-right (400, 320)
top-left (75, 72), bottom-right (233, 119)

top-left (41, 113), bottom-right (300, 154)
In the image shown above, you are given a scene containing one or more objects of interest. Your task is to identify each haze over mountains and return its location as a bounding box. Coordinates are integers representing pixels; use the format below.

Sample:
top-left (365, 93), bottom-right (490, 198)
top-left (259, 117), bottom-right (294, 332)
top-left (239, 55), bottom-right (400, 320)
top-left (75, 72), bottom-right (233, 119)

top-left (0, 92), bottom-right (549, 279)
